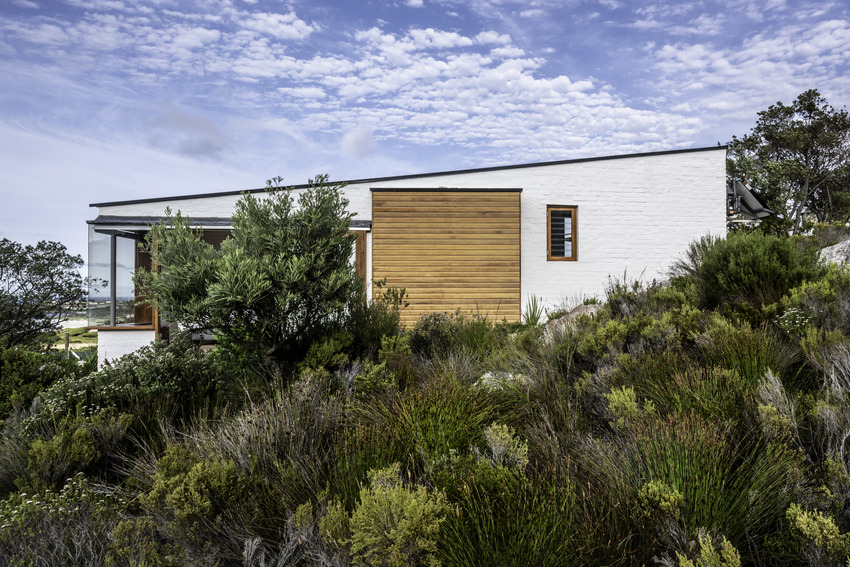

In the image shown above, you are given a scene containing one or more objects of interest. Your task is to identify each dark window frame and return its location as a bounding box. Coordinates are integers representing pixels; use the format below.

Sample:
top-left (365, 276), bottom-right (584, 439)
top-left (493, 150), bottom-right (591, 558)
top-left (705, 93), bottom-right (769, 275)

top-left (547, 205), bottom-right (578, 261)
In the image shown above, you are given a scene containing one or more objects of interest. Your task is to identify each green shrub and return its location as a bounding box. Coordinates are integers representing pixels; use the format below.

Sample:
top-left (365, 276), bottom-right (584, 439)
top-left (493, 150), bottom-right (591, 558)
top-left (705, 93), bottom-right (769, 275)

top-left (25, 334), bottom-right (245, 434)
top-left (677, 532), bottom-right (742, 567)
top-left (359, 374), bottom-right (505, 467)
top-left (322, 463), bottom-right (447, 567)
top-left (0, 473), bottom-right (126, 566)
top-left (786, 503), bottom-right (850, 565)
top-left (434, 457), bottom-right (580, 566)
top-left (106, 516), bottom-right (184, 567)
top-left (674, 232), bottom-right (826, 322)
top-left (143, 444), bottom-right (244, 554)
top-left (21, 405), bottom-right (133, 493)
top-left (0, 346), bottom-right (91, 422)
top-left (636, 479), bottom-right (683, 519)
top-left (604, 386), bottom-right (655, 430)
top-left (634, 414), bottom-right (801, 558)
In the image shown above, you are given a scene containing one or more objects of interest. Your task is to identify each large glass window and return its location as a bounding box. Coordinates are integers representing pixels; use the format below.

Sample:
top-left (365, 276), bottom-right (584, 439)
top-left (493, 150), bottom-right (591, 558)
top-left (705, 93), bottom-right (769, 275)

top-left (547, 205), bottom-right (578, 261)
top-left (87, 227), bottom-right (145, 327)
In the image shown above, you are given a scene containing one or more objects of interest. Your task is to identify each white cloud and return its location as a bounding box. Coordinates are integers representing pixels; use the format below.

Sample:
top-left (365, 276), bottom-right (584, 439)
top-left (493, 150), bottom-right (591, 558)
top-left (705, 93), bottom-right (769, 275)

top-left (406, 0), bottom-right (425, 6)
top-left (242, 12), bottom-right (316, 41)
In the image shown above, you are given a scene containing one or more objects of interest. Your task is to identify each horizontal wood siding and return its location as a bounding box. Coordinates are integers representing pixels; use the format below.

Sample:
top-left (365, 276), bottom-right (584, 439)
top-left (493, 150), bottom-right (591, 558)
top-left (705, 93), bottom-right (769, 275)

top-left (372, 190), bottom-right (521, 326)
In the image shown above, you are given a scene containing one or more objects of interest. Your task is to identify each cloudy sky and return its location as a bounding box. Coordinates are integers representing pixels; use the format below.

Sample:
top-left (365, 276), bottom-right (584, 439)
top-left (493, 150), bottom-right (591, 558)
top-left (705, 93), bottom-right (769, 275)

top-left (1, 0), bottom-right (849, 262)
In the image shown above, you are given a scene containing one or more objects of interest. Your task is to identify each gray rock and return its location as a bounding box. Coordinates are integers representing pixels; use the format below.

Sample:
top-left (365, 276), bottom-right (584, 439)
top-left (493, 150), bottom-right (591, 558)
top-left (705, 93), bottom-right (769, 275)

top-left (820, 239), bottom-right (850, 264)
top-left (543, 303), bottom-right (602, 343)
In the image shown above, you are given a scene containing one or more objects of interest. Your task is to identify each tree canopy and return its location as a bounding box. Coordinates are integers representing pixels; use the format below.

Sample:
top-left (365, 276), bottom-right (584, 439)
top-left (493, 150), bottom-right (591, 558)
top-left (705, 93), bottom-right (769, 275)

top-left (728, 89), bottom-right (850, 234)
top-left (137, 175), bottom-right (361, 376)
top-left (0, 239), bottom-right (86, 349)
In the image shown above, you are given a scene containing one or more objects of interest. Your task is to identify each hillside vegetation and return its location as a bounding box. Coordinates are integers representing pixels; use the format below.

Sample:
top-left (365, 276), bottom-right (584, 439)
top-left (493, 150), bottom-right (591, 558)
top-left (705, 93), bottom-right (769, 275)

top-left (4, 229), bottom-right (850, 566)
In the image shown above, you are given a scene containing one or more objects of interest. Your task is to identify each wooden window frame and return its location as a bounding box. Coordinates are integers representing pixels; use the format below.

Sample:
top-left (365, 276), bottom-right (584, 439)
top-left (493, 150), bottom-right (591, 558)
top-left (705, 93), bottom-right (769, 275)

top-left (547, 205), bottom-right (578, 261)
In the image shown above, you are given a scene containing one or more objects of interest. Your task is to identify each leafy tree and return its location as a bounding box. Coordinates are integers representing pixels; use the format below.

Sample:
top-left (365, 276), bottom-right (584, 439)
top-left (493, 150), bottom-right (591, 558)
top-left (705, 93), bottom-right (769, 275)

top-left (0, 239), bottom-right (86, 349)
top-left (137, 175), bottom-right (360, 377)
top-left (728, 89), bottom-right (850, 233)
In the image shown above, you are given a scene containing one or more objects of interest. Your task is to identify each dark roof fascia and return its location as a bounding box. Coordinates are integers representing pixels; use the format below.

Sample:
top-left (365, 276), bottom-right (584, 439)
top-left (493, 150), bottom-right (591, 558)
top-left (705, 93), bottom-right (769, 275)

top-left (90, 146), bottom-right (727, 208)
top-left (370, 188), bottom-right (522, 192)
top-left (87, 215), bottom-right (373, 229)
top-left (87, 215), bottom-right (233, 227)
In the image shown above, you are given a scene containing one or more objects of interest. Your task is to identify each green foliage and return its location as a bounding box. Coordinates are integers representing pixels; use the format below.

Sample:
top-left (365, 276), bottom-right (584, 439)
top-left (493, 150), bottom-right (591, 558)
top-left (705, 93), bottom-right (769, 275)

top-left (410, 310), bottom-right (508, 358)
top-left (677, 231), bottom-right (826, 321)
top-left (0, 346), bottom-right (90, 422)
top-left (636, 480), bottom-right (683, 519)
top-left (699, 322), bottom-right (801, 388)
top-left (786, 503), bottom-right (850, 564)
top-left (300, 330), bottom-right (354, 372)
top-left (677, 533), bottom-right (742, 567)
top-left (138, 174), bottom-right (361, 376)
top-left (523, 293), bottom-right (545, 327)
top-left (434, 457), bottom-right (579, 566)
top-left (0, 238), bottom-right (87, 349)
top-left (22, 405), bottom-right (133, 492)
top-left (0, 473), bottom-right (126, 566)
top-left (360, 374), bottom-right (505, 467)
top-left (144, 444), bottom-right (244, 541)
top-left (728, 89), bottom-right (850, 233)
top-left (604, 385), bottom-right (655, 430)
top-left (633, 414), bottom-right (800, 555)
top-left (106, 517), bottom-right (184, 567)
top-left (26, 334), bottom-right (243, 433)
top-left (478, 423), bottom-right (529, 471)
top-left (323, 462), bottom-right (447, 567)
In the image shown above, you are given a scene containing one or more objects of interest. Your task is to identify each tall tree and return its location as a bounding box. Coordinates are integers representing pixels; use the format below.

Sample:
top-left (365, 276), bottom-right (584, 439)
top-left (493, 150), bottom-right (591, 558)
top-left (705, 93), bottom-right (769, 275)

top-left (137, 175), bottom-right (360, 377)
top-left (728, 89), bottom-right (850, 234)
top-left (0, 239), bottom-right (86, 349)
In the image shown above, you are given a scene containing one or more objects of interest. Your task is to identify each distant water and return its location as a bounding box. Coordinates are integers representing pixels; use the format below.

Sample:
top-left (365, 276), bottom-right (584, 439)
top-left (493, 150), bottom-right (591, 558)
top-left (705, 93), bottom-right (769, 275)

top-left (60, 319), bottom-right (89, 329)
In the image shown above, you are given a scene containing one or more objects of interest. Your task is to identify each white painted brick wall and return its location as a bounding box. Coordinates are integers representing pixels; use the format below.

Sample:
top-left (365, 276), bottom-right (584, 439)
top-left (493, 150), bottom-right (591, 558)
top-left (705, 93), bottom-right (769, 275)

top-left (97, 329), bottom-right (156, 369)
top-left (95, 148), bottom-right (726, 316)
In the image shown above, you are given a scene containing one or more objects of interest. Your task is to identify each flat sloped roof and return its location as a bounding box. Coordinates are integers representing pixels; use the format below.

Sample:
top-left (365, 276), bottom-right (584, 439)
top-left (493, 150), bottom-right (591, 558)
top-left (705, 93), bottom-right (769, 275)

top-left (90, 145), bottom-right (726, 208)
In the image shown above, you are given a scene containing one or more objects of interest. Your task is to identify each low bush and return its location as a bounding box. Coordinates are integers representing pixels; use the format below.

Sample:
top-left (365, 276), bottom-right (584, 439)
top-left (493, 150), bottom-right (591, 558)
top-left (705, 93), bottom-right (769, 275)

top-left (434, 457), bottom-right (582, 566)
top-left (0, 473), bottom-right (126, 567)
top-left (322, 462), bottom-right (447, 567)
top-left (358, 374), bottom-right (507, 470)
top-left (25, 334), bottom-right (246, 434)
top-left (0, 346), bottom-right (91, 422)
top-left (673, 231), bottom-right (826, 322)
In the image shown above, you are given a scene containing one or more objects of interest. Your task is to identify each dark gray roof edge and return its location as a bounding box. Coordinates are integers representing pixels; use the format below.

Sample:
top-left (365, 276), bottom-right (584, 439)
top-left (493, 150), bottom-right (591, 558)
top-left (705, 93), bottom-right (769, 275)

top-left (370, 188), bottom-right (522, 192)
top-left (87, 215), bottom-right (373, 229)
top-left (90, 146), bottom-right (727, 208)
top-left (87, 216), bottom-right (233, 226)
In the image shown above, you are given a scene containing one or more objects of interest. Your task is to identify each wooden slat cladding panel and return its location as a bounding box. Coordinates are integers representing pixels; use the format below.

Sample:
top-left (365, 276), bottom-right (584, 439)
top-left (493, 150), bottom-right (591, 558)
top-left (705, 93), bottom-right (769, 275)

top-left (372, 190), bottom-right (521, 325)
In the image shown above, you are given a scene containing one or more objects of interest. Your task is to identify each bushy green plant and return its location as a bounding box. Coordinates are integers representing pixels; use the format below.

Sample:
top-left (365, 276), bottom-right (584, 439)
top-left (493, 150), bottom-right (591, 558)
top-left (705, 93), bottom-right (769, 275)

top-left (676, 532), bottom-right (742, 567)
top-left (0, 473), bottom-right (126, 566)
top-left (322, 463), bottom-right (447, 567)
top-left (142, 444), bottom-right (244, 558)
top-left (604, 385), bottom-right (655, 430)
top-left (674, 231), bottom-right (826, 322)
top-left (434, 457), bottom-right (581, 566)
top-left (25, 334), bottom-right (244, 434)
top-left (786, 503), bottom-right (850, 565)
top-left (0, 346), bottom-right (91, 421)
top-left (360, 374), bottom-right (505, 468)
top-left (138, 175), bottom-right (361, 376)
top-left (21, 405), bottom-right (133, 492)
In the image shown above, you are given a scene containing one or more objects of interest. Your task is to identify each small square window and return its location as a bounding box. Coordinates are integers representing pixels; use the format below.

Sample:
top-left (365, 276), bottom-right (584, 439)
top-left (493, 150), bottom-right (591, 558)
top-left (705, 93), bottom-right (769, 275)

top-left (547, 205), bottom-right (577, 261)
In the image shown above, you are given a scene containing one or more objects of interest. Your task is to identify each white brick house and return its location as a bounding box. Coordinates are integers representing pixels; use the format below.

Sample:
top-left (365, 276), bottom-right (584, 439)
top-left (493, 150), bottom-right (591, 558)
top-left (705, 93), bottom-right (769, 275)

top-left (87, 146), bottom-right (727, 363)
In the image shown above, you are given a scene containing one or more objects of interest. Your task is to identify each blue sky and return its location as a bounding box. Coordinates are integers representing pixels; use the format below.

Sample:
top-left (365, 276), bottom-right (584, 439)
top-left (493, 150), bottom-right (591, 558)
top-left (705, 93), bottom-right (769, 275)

top-left (1, 0), bottom-right (849, 262)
